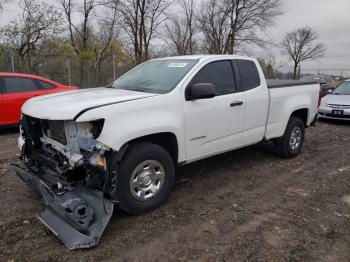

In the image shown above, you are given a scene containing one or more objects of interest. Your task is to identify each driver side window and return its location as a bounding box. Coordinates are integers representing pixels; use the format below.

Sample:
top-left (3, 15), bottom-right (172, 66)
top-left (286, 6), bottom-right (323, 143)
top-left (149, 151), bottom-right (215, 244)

top-left (189, 61), bottom-right (236, 96)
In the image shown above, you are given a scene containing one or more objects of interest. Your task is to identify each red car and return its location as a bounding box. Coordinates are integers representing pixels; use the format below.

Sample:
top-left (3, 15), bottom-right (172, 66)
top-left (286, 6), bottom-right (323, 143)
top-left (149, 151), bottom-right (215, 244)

top-left (0, 73), bottom-right (78, 126)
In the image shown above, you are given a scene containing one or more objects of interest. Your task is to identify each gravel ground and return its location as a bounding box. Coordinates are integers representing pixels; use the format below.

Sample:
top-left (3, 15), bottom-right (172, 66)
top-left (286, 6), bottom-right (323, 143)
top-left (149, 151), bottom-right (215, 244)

top-left (0, 120), bottom-right (350, 261)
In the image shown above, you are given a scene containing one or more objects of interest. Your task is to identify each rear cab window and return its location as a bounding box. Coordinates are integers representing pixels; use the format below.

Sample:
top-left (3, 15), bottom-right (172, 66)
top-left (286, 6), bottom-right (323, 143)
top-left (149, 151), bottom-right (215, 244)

top-left (189, 60), bottom-right (237, 95)
top-left (235, 60), bottom-right (261, 91)
top-left (4, 77), bottom-right (39, 93)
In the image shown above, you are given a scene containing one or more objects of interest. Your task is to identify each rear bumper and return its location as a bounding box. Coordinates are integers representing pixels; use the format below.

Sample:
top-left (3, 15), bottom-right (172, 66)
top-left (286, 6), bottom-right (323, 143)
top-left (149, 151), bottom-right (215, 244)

top-left (318, 107), bottom-right (350, 121)
top-left (12, 164), bottom-right (113, 249)
top-left (317, 113), bottom-right (350, 121)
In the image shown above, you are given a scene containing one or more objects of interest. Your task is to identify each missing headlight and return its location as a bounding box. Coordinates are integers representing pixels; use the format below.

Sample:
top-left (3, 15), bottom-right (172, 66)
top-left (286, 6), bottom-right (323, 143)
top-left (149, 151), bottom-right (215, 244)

top-left (87, 119), bottom-right (105, 139)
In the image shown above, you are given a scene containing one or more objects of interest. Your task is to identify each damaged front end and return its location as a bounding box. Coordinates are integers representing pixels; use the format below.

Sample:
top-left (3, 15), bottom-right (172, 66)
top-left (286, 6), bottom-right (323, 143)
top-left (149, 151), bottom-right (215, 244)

top-left (13, 115), bottom-right (116, 249)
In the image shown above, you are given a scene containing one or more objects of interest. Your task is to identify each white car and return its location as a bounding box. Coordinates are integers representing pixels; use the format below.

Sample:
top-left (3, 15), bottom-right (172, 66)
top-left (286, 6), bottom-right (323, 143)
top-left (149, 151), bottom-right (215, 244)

top-left (13, 55), bottom-right (320, 249)
top-left (318, 79), bottom-right (350, 120)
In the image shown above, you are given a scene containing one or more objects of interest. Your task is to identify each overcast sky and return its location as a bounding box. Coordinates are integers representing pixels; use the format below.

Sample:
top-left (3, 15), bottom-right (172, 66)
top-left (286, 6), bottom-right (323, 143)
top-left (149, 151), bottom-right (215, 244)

top-left (1, 0), bottom-right (350, 75)
top-left (258, 0), bottom-right (350, 75)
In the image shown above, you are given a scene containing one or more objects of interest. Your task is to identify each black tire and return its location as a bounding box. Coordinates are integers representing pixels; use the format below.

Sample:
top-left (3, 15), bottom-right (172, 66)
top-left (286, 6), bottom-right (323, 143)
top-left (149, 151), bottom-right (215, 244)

top-left (114, 142), bottom-right (175, 215)
top-left (273, 117), bottom-right (305, 159)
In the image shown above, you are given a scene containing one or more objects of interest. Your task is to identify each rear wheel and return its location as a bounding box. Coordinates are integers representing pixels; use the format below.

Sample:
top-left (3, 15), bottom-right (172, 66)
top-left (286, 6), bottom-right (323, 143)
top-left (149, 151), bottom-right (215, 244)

top-left (273, 117), bottom-right (305, 159)
top-left (114, 142), bottom-right (175, 215)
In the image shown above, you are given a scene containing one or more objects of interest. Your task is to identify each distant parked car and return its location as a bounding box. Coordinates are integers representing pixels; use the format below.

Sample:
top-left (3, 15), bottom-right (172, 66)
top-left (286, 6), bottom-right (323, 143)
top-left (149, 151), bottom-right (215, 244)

top-left (318, 79), bottom-right (350, 121)
top-left (0, 73), bottom-right (78, 126)
top-left (300, 75), bottom-right (334, 97)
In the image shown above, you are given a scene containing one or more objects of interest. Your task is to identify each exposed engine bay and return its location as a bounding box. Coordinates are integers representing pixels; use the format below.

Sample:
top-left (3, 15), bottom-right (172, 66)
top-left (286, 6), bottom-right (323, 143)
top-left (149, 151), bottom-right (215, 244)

top-left (13, 114), bottom-right (117, 249)
top-left (20, 115), bottom-right (114, 190)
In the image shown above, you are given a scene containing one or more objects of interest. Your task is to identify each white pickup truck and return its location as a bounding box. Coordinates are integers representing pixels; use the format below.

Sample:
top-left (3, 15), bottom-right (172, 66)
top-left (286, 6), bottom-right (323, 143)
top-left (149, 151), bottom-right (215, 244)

top-left (14, 55), bottom-right (319, 249)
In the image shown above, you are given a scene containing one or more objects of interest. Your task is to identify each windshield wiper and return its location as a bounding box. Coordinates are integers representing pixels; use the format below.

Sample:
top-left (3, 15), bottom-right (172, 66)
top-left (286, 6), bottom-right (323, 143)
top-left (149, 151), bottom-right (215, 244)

top-left (129, 87), bottom-right (147, 92)
top-left (110, 85), bottom-right (161, 94)
top-left (128, 87), bottom-right (161, 94)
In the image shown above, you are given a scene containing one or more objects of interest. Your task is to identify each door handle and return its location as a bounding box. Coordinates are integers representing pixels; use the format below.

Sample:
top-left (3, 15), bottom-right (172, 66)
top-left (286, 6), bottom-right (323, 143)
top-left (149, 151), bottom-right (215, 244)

top-left (230, 101), bottom-right (243, 107)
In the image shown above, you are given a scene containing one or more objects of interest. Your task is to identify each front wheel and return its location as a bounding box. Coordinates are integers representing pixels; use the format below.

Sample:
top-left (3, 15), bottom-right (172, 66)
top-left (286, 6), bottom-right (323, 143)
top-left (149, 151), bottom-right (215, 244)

top-left (273, 117), bottom-right (305, 159)
top-left (114, 142), bottom-right (175, 215)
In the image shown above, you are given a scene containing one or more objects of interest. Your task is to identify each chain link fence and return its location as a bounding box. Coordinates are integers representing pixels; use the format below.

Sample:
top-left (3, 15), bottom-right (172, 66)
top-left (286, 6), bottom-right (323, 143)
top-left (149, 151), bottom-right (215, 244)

top-left (298, 68), bottom-right (350, 86)
top-left (301, 69), bottom-right (350, 80)
top-left (0, 51), bottom-right (132, 88)
top-left (2, 49), bottom-right (350, 87)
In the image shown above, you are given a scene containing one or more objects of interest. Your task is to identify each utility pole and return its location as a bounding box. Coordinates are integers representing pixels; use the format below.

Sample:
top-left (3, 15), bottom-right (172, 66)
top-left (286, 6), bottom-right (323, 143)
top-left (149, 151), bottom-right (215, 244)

top-left (10, 50), bottom-right (15, 73)
top-left (112, 54), bottom-right (116, 80)
top-left (67, 58), bottom-right (71, 85)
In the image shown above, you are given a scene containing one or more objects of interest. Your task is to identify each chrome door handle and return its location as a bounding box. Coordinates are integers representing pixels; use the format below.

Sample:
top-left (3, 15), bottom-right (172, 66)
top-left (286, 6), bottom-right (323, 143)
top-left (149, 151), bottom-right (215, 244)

top-left (230, 101), bottom-right (243, 107)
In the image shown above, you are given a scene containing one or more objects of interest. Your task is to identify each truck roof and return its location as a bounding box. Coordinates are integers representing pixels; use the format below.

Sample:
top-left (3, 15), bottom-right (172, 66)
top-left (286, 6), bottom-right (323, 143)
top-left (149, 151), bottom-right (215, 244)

top-left (153, 54), bottom-right (255, 62)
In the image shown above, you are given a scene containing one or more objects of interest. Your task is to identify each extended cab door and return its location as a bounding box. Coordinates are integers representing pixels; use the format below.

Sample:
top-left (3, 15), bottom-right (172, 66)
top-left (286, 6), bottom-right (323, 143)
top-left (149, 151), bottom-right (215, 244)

top-left (234, 59), bottom-right (269, 144)
top-left (184, 60), bottom-right (246, 161)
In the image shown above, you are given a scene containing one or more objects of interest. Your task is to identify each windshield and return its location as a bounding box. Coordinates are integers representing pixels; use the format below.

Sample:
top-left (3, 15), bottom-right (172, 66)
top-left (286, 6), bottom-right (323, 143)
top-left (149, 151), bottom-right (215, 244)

top-left (333, 81), bottom-right (350, 95)
top-left (111, 59), bottom-right (198, 94)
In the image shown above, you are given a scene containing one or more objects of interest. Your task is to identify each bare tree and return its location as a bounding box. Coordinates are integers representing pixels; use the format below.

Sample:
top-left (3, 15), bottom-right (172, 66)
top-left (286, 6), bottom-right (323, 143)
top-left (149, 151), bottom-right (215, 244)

top-left (258, 56), bottom-right (279, 79)
top-left (282, 26), bottom-right (326, 79)
top-left (92, 1), bottom-right (120, 83)
top-left (59, 0), bottom-right (97, 55)
top-left (0, 0), bottom-right (5, 11)
top-left (165, 0), bottom-right (196, 55)
top-left (198, 0), bottom-right (230, 54)
top-left (0, 0), bottom-right (62, 72)
top-left (59, 0), bottom-right (99, 85)
top-left (0, 0), bottom-right (9, 11)
top-left (165, 18), bottom-right (188, 55)
top-left (117, 0), bottom-right (171, 64)
top-left (180, 0), bottom-right (195, 54)
top-left (198, 0), bottom-right (283, 54)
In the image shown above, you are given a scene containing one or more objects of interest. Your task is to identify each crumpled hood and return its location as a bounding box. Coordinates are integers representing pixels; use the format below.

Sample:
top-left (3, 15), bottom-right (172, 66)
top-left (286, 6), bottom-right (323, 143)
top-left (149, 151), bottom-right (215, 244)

top-left (22, 87), bottom-right (157, 120)
top-left (325, 94), bottom-right (350, 106)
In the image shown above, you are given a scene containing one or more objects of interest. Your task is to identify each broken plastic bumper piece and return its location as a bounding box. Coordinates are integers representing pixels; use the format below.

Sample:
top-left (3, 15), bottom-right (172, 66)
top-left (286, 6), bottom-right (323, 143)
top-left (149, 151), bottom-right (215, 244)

top-left (11, 164), bottom-right (114, 249)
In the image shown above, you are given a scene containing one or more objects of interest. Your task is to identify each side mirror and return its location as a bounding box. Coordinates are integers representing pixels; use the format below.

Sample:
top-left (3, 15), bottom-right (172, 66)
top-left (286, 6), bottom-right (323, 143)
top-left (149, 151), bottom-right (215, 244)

top-left (186, 83), bottom-right (216, 101)
top-left (326, 89), bottom-right (333, 94)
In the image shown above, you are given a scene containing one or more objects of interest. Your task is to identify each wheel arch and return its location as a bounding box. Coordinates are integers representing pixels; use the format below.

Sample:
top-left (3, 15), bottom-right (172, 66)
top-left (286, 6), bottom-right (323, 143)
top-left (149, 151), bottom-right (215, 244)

top-left (116, 132), bottom-right (180, 164)
top-left (290, 108), bottom-right (309, 127)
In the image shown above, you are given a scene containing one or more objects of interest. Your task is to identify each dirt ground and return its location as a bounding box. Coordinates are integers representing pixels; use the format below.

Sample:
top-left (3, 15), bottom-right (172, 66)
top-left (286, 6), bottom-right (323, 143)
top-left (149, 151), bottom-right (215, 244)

top-left (1, 120), bottom-right (350, 261)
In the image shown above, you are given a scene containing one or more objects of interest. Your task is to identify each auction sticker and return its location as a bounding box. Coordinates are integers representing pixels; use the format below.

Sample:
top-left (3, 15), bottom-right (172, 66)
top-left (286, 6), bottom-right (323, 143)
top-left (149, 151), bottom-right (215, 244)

top-left (168, 63), bottom-right (188, 68)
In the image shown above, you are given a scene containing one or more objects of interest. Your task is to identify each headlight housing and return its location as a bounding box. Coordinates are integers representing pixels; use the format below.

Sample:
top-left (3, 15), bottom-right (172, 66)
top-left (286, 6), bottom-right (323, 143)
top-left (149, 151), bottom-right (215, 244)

top-left (86, 119), bottom-right (105, 139)
top-left (76, 120), bottom-right (106, 152)
top-left (319, 97), bottom-right (327, 107)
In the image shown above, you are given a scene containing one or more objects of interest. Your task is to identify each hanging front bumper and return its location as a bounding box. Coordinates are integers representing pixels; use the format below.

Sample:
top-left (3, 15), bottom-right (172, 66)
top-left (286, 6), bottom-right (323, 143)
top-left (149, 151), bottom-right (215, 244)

top-left (11, 164), bottom-right (114, 249)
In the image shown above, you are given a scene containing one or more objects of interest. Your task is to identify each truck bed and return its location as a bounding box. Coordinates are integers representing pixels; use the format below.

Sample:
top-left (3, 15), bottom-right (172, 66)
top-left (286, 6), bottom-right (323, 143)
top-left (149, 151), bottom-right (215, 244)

top-left (265, 81), bottom-right (320, 140)
top-left (267, 79), bottom-right (318, 89)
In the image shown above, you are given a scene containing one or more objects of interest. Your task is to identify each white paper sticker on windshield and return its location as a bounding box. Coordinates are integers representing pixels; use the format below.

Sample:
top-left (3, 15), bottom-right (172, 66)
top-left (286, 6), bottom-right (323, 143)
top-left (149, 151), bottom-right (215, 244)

top-left (168, 63), bottom-right (188, 68)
